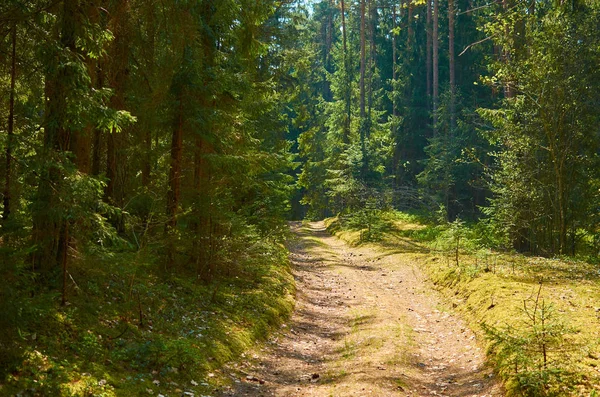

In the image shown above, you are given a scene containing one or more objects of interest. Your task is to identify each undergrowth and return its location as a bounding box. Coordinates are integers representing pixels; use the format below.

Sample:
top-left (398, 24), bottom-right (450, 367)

top-left (0, 238), bottom-right (295, 396)
top-left (328, 209), bottom-right (600, 396)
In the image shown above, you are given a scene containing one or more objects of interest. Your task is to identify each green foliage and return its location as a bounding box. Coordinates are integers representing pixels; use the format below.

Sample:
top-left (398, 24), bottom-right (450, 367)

top-left (479, 2), bottom-right (600, 255)
top-left (0, 239), bottom-right (294, 396)
top-left (0, 0), bottom-right (300, 394)
top-left (419, 89), bottom-right (490, 221)
top-left (337, 197), bottom-right (394, 242)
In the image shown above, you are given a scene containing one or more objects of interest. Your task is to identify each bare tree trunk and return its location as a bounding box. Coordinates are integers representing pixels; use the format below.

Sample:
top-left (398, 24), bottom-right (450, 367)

top-left (360, 0), bottom-right (366, 119)
top-left (341, 0), bottom-right (348, 59)
top-left (323, 0), bottom-right (334, 101)
top-left (165, 95), bottom-right (183, 270)
top-left (3, 23), bottom-right (16, 223)
top-left (166, 98), bottom-right (183, 231)
top-left (106, 132), bottom-right (116, 195)
top-left (368, 0), bottom-right (376, 133)
top-left (433, 0), bottom-right (439, 133)
top-left (142, 131), bottom-right (151, 187)
top-left (327, 0), bottom-right (333, 66)
top-left (141, 5), bottom-right (155, 188)
top-left (91, 66), bottom-right (103, 177)
top-left (193, 133), bottom-right (204, 273)
top-left (392, 4), bottom-right (397, 119)
top-left (426, 0), bottom-right (432, 102)
top-left (92, 128), bottom-right (102, 176)
top-left (340, 0), bottom-right (351, 143)
top-left (59, 222), bottom-right (69, 306)
top-left (392, 4), bottom-right (399, 186)
top-left (448, 0), bottom-right (456, 129)
top-left (358, 0), bottom-right (367, 177)
top-left (105, 0), bottom-right (130, 211)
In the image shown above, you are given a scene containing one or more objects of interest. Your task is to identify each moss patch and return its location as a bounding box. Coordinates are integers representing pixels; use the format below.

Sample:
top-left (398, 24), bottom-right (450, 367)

top-left (0, 242), bottom-right (295, 396)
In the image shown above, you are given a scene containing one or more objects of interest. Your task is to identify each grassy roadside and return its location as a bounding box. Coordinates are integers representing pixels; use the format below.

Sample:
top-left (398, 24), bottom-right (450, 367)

top-left (0, 240), bottom-right (295, 396)
top-left (326, 211), bottom-right (600, 396)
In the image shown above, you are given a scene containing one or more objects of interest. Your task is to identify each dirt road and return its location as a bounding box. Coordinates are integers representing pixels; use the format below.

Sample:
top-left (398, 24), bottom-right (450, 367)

top-left (219, 222), bottom-right (503, 396)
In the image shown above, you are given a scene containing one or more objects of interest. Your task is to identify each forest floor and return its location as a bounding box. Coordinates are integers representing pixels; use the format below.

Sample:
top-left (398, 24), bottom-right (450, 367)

top-left (218, 221), bottom-right (504, 397)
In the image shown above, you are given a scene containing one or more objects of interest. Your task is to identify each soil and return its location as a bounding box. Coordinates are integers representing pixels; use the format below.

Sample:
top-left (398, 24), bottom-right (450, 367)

top-left (219, 221), bottom-right (504, 397)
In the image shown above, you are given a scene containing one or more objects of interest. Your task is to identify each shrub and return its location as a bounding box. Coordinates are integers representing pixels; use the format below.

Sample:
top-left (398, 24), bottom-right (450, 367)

top-left (483, 284), bottom-right (579, 396)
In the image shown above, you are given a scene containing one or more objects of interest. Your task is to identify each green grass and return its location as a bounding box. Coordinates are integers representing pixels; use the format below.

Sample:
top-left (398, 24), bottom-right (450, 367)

top-left (329, 210), bottom-right (600, 396)
top-left (0, 241), bottom-right (295, 396)
top-left (422, 251), bottom-right (600, 396)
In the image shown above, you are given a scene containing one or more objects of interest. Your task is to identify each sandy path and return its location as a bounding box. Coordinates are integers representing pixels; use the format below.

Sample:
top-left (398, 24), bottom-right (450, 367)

top-left (219, 221), bottom-right (503, 397)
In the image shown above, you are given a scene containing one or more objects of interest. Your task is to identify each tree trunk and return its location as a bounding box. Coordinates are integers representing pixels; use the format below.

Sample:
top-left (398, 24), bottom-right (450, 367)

top-left (426, 0), bottom-right (432, 102)
top-left (59, 222), bottom-right (69, 306)
top-left (73, 57), bottom-right (97, 174)
top-left (368, 0), bottom-right (376, 135)
top-left (448, 0), bottom-right (456, 129)
top-left (32, 0), bottom-right (77, 274)
top-left (141, 5), bottom-right (156, 188)
top-left (391, 4), bottom-right (399, 187)
top-left (433, 0), bottom-right (439, 133)
top-left (340, 0), bottom-right (351, 143)
top-left (502, 0), bottom-right (515, 98)
top-left (105, 0), bottom-right (130, 211)
top-left (91, 66), bottom-right (104, 177)
top-left (193, 133), bottom-right (206, 276)
top-left (323, 0), bottom-right (334, 101)
top-left (359, 0), bottom-right (367, 175)
top-left (341, 0), bottom-right (348, 65)
top-left (142, 130), bottom-right (152, 187)
top-left (392, 4), bottom-right (397, 119)
top-left (3, 23), bottom-right (17, 223)
top-left (407, 0), bottom-right (414, 51)
top-left (165, 93), bottom-right (184, 270)
top-left (166, 98), bottom-right (184, 230)
top-left (106, 130), bottom-right (117, 199)
top-left (360, 0), bottom-right (366, 119)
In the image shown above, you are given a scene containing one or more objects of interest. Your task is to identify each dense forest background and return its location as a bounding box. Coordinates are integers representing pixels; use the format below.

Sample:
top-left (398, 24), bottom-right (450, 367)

top-left (293, 0), bottom-right (600, 258)
top-left (1, 0), bottom-right (600, 395)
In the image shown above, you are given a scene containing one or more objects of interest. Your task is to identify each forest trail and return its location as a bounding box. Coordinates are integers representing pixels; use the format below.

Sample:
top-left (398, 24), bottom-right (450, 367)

top-left (219, 222), bottom-right (503, 397)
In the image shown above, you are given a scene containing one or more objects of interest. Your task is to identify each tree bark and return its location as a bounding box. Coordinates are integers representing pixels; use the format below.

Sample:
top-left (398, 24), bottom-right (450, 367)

top-left (166, 97), bottom-right (184, 230)
top-left (141, 4), bottom-right (156, 188)
top-left (392, 4), bottom-right (397, 119)
top-left (448, 0), bottom-right (456, 129)
top-left (340, 0), bottom-right (351, 143)
top-left (32, 0), bottom-right (77, 274)
top-left (91, 65), bottom-right (104, 177)
top-left (3, 23), bottom-right (17, 223)
top-left (433, 0), bottom-right (439, 133)
top-left (323, 0), bottom-right (334, 101)
top-left (193, 132), bottom-right (205, 275)
top-left (360, 0), bottom-right (366, 119)
top-left (105, 0), bottom-right (130, 210)
top-left (426, 0), bottom-right (432, 102)
top-left (368, 0), bottom-right (376, 133)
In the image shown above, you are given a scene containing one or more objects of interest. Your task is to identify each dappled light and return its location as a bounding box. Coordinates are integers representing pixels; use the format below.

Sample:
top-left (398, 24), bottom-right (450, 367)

top-left (2, 0), bottom-right (600, 395)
